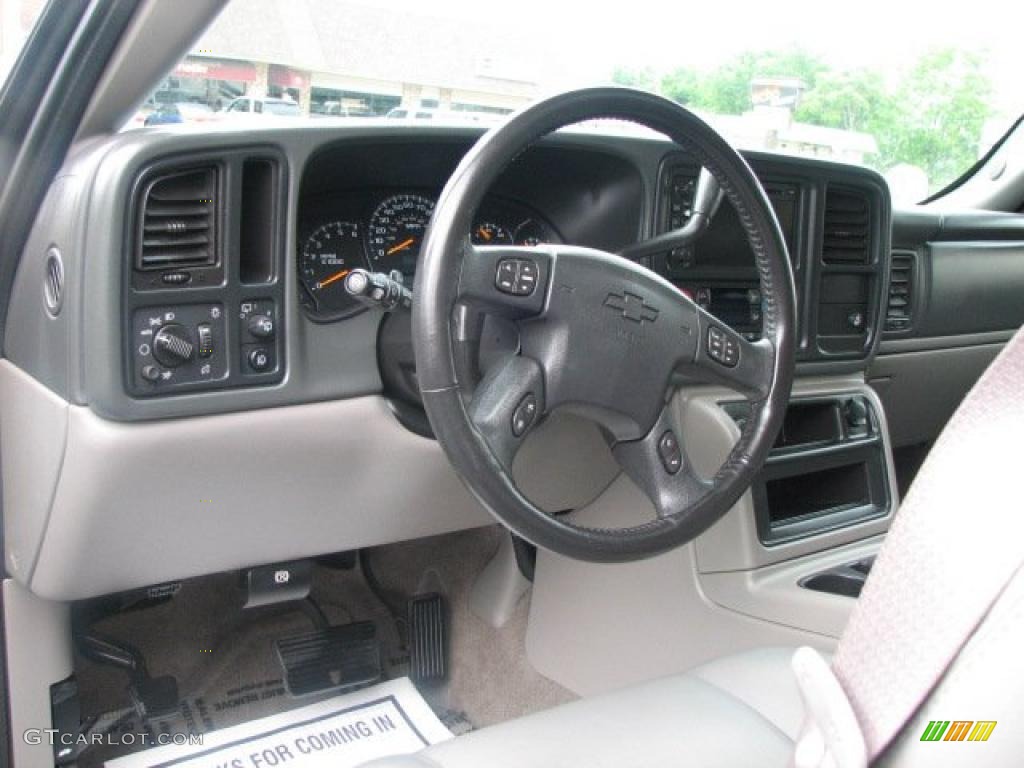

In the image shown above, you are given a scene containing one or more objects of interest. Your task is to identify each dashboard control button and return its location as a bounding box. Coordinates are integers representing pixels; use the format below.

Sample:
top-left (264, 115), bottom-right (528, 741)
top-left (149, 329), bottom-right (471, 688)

top-left (197, 323), bottom-right (214, 357)
top-left (248, 347), bottom-right (271, 373)
top-left (152, 324), bottom-right (194, 367)
top-left (248, 315), bottom-right (275, 339)
top-left (657, 430), bottom-right (683, 474)
top-left (511, 393), bottom-right (538, 437)
top-left (707, 325), bottom-right (739, 368)
top-left (141, 364), bottom-right (161, 383)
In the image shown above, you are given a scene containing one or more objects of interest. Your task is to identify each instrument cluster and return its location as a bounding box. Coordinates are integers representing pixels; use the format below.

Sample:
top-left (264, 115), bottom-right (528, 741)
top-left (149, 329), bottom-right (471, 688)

top-left (298, 190), bottom-right (560, 321)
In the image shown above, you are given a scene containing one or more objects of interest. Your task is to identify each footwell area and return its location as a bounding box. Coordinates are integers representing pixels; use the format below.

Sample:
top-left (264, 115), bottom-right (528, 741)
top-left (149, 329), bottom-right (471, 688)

top-left (73, 527), bottom-right (575, 766)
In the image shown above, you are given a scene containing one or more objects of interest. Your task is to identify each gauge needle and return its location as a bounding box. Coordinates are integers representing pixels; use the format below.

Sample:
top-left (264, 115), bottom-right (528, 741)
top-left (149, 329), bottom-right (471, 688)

top-left (386, 237), bottom-right (416, 256)
top-left (477, 227), bottom-right (492, 242)
top-left (317, 268), bottom-right (349, 289)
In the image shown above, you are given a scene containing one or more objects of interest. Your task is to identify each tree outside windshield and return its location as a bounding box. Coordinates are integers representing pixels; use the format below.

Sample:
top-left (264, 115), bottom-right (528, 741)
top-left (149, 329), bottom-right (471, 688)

top-left (126, 0), bottom-right (1017, 204)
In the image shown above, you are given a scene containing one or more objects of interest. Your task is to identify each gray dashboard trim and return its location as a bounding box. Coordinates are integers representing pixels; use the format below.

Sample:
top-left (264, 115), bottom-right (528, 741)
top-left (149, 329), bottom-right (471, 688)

top-left (64, 126), bottom-right (663, 422)
top-left (879, 330), bottom-right (1015, 354)
top-left (915, 240), bottom-right (1024, 338)
top-left (1, 357), bottom-right (623, 601)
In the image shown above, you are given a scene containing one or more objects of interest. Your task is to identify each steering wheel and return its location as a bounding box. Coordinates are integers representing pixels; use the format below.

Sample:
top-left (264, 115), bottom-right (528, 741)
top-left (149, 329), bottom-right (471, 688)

top-left (413, 88), bottom-right (796, 563)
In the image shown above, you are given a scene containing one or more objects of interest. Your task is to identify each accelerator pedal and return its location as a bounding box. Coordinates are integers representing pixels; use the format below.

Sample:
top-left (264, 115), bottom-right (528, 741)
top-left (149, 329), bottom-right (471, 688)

top-left (408, 593), bottom-right (448, 683)
top-left (274, 621), bottom-right (381, 697)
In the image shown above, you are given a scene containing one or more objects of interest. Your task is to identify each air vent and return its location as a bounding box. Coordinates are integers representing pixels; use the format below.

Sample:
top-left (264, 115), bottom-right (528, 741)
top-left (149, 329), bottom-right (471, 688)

top-left (822, 187), bottom-right (871, 264)
top-left (136, 168), bottom-right (217, 271)
top-left (885, 251), bottom-right (915, 332)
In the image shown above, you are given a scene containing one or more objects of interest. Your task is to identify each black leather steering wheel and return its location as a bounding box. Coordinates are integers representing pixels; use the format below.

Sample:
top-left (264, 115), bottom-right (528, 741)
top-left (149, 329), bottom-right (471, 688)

top-left (413, 87), bottom-right (796, 562)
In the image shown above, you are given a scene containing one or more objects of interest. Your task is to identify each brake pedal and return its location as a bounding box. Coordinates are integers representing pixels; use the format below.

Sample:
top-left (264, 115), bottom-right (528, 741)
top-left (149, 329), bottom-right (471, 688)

top-left (408, 593), bottom-right (447, 683)
top-left (274, 621), bottom-right (381, 697)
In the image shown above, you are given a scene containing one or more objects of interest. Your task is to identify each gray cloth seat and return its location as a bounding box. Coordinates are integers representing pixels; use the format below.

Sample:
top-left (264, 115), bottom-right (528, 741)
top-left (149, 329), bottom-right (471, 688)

top-left (364, 647), bottom-right (806, 768)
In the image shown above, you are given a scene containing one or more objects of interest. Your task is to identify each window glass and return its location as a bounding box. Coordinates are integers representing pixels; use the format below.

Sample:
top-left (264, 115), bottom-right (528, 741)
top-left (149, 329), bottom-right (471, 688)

top-left (133, 0), bottom-right (1021, 203)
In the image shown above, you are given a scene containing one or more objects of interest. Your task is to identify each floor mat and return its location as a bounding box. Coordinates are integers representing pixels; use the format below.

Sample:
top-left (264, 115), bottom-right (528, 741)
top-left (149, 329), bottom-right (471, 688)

top-left (74, 527), bottom-right (575, 765)
top-left (104, 678), bottom-right (451, 768)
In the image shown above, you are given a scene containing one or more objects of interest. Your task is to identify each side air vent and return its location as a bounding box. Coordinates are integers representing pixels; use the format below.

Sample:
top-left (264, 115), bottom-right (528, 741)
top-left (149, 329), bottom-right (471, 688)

top-left (822, 187), bottom-right (871, 264)
top-left (136, 167), bottom-right (217, 270)
top-left (885, 251), bottom-right (915, 332)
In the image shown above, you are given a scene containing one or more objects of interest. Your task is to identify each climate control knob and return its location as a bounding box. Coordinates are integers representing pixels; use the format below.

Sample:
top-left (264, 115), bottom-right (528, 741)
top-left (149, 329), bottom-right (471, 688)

top-left (152, 323), bottom-right (195, 367)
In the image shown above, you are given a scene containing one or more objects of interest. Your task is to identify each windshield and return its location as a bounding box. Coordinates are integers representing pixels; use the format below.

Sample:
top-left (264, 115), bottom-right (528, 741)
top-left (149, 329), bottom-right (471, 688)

top-left (132, 0), bottom-right (1020, 204)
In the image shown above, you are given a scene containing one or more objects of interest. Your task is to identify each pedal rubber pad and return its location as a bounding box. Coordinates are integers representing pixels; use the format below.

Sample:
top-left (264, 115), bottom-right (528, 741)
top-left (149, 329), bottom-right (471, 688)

top-left (408, 593), bottom-right (447, 682)
top-left (274, 621), bottom-right (381, 697)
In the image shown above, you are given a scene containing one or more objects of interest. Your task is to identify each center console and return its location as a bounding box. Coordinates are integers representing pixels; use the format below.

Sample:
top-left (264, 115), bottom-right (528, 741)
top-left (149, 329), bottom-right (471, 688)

top-left (653, 153), bottom-right (891, 368)
top-left (724, 395), bottom-right (891, 545)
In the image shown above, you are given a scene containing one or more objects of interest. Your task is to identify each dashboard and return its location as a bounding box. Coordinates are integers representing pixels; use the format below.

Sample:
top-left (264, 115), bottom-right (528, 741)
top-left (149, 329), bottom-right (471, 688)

top-left (2, 121), bottom-right (903, 600)
top-left (298, 189), bottom-right (561, 321)
top-left (9, 119), bottom-right (1024, 604)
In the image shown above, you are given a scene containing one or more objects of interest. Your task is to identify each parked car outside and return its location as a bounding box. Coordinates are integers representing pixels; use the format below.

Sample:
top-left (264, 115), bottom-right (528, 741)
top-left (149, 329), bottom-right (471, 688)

top-left (142, 102), bottom-right (217, 126)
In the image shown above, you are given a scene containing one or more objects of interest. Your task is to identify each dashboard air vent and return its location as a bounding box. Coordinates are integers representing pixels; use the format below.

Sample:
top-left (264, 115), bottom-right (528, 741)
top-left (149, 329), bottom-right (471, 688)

top-left (136, 168), bottom-right (217, 270)
top-left (885, 251), bottom-right (915, 332)
top-left (822, 187), bottom-right (870, 264)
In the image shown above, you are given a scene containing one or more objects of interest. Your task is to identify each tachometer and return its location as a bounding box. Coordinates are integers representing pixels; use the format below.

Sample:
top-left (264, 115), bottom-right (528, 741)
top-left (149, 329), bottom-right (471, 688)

top-left (299, 221), bottom-right (369, 320)
top-left (367, 194), bottom-right (436, 279)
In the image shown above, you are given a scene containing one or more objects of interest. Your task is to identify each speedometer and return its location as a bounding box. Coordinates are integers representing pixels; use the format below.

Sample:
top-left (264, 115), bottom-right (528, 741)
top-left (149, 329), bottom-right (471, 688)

top-left (367, 194), bottom-right (436, 279)
top-left (298, 221), bottom-right (369, 320)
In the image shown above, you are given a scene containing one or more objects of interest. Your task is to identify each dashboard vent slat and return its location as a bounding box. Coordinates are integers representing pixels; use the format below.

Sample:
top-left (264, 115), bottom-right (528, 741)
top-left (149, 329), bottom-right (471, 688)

top-left (136, 168), bottom-right (217, 271)
top-left (885, 251), bottom-right (915, 332)
top-left (822, 187), bottom-right (871, 265)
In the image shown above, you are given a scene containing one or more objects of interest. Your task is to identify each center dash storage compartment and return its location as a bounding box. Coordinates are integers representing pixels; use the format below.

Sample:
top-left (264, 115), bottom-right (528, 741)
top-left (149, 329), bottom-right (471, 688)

top-left (730, 394), bottom-right (892, 545)
top-left (755, 440), bottom-right (889, 544)
top-left (764, 462), bottom-right (870, 523)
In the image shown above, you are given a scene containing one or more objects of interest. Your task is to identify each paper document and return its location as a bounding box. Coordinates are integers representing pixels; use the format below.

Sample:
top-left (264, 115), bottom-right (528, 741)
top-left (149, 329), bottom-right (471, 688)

top-left (106, 678), bottom-right (452, 768)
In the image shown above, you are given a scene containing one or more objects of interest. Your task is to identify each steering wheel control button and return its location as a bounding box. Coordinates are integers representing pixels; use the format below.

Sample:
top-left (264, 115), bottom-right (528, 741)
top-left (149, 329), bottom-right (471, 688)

top-left (707, 325), bottom-right (740, 367)
top-left (657, 430), bottom-right (683, 475)
top-left (511, 393), bottom-right (539, 437)
top-left (248, 315), bottom-right (275, 339)
top-left (495, 258), bottom-right (539, 297)
top-left (152, 323), bottom-right (195, 367)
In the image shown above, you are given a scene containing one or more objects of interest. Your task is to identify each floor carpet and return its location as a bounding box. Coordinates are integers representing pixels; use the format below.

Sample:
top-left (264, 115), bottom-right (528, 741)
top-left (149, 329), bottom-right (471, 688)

top-left (74, 526), bottom-right (575, 766)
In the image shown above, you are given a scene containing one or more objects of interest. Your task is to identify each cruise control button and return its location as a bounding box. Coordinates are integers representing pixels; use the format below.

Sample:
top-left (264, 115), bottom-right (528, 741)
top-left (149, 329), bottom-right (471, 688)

top-left (657, 430), bottom-right (683, 474)
top-left (511, 393), bottom-right (538, 437)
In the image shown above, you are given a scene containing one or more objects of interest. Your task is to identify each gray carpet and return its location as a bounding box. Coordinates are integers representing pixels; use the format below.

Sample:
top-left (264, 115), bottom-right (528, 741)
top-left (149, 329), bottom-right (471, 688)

top-left (74, 526), bottom-right (575, 765)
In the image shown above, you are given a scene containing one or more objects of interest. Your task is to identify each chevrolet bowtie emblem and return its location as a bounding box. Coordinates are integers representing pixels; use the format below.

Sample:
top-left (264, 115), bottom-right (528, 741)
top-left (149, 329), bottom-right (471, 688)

top-left (604, 291), bottom-right (659, 324)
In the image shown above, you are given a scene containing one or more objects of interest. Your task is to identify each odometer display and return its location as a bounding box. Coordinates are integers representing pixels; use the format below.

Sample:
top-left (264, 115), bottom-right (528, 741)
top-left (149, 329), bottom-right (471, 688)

top-left (367, 194), bottom-right (436, 279)
top-left (298, 221), bottom-right (369, 320)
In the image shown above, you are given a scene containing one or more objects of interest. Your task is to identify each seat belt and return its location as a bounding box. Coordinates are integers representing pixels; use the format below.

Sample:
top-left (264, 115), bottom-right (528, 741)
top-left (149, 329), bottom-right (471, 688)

top-left (823, 328), bottom-right (1024, 760)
